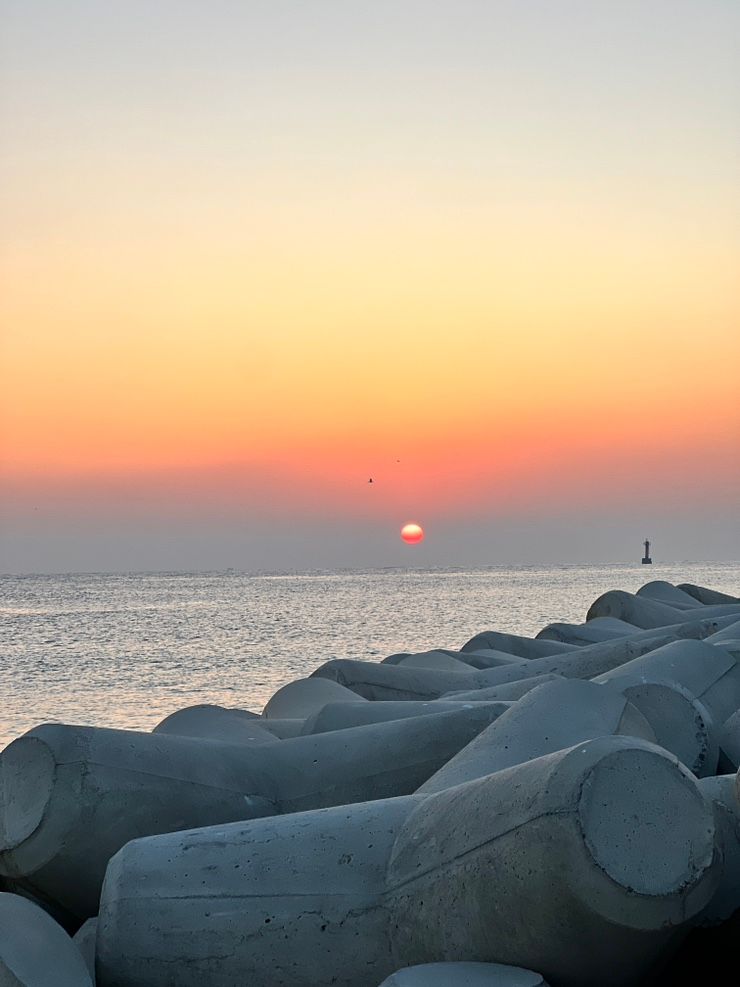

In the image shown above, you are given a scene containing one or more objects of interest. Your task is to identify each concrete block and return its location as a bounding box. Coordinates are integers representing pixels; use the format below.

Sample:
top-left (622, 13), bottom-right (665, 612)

top-left (396, 651), bottom-right (478, 672)
top-left (535, 619), bottom-right (638, 645)
top-left (594, 638), bottom-right (740, 728)
top-left (258, 719), bottom-right (306, 738)
top-left (310, 659), bottom-right (541, 701)
top-left (460, 631), bottom-right (576, 659)
top-left (442, 673), bottom-right (565, 702)
top-left (636, 581), bottom-right (700, 609)
top-left (705, 621), bottom-right (740, 644)
top-left (416, 678), bottom-right (655, 794)
top-left (73, 918), bottom-right (97, 983)
top-left (452, 650), bottom-right (529, 670)
top-left (95, 737), bottom-right (718, 987)
top-left (597, 678), bottom-right (718, 777)
top-left (262, 677), bottom-right (367, 719)
top-left (0, 706), bottom-right (504, 919)
top-left (0, 891), bottom-right (93, 986)
top-left (301, 700), bottom-right (511, 735)
top-left (696, 775), bottom-right (740, 926)
top-left (377, 962), bottom-right (548, 986)
top-left (678, 584), bottom-right (739, 606)
top-left (586, 591), bottom-right (684, 628)
top-left (153, 705), bottom-right (276, 744)
top-left (718, 709), bottom-right (740, 772)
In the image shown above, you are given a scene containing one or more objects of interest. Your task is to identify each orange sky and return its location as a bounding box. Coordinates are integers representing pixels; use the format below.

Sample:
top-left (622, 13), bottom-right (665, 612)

top-left (1, 2), bottom-right (738, 568)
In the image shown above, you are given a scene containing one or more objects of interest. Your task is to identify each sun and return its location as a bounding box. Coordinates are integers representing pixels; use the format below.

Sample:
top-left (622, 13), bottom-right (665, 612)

top-left (400, 522), bottom-right (424, 544)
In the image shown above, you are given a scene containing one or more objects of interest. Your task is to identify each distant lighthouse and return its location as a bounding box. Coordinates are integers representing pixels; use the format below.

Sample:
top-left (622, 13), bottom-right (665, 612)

top-left (642, 539), bottom-right (652, 565)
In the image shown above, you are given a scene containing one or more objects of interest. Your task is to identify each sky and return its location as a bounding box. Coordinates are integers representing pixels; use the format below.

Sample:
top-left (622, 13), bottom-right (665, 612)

top-left (1, 1), bottom-right (738, 572)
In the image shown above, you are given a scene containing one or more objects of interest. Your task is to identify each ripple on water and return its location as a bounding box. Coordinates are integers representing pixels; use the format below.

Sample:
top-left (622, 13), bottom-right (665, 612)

top-left (0, 562), bottom-right (738, 747)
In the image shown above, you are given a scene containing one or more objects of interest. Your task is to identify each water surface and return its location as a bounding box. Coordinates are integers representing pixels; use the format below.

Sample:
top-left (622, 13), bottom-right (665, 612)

top-left (1, 561), bottom-right (737, 748)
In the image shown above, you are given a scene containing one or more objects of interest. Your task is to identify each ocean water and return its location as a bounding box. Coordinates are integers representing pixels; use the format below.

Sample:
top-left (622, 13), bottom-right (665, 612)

top-left (0, 561), bottom-right (738, 749)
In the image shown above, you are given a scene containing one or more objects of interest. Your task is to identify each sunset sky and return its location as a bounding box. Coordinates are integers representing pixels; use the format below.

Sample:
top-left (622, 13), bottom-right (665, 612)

top-left (1, 1), bottom-right (738, 571)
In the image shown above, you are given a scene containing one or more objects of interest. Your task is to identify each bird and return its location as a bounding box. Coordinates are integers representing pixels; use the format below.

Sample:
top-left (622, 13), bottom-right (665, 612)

top-left (368, 478), bottom-right (373, 484)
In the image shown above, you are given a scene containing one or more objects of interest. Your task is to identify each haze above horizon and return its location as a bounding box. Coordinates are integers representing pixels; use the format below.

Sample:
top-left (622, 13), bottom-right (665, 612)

top-left (1, 1), bottom-right (738, 572)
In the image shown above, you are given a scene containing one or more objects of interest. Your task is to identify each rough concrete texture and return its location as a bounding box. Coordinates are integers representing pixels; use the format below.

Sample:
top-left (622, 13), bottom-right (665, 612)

top-left (73, 918), bottom-right (97, 983)
top-left (96, 737), bottom-right (718, 987)
top-left (377, 962), bottom-right (549, 986)
top-left (0, 892), bottom-right (93, 986)
top-left (0, 724), bottom-right (278, 918)
top-left (460, 630), bottom-right (576, 659)
top-left (300, 699), bottom-right (511, 735)
top-left (678, 584), bottom-right (739, 606)
top-left (0, 706), bottom-right (503, 918)
top-left (153, 704), bottom-right (276, 744)
top-left (416, 678), bottom-right (655, 794)
top-left (597, 678), bottom-right (718, 777)
top-left (594, 638), bottom-right (740, 728)
top-left (262, 677), bottom-right (368, 719)
top-left (718, 709), bottom-right (740, 771)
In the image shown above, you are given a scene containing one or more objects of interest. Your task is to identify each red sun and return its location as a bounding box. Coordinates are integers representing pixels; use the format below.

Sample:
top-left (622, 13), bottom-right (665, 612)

top-left (401, 522), bottom-right (424, 545)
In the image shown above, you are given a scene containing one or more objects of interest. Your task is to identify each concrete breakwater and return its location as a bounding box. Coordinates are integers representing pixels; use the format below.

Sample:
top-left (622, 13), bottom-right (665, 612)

top-left (0, 578), bottom-right (738, 986)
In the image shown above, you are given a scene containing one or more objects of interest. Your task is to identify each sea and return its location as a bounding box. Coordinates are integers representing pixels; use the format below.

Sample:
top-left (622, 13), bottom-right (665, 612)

top-left (1, 561), bottom-right (738, 750)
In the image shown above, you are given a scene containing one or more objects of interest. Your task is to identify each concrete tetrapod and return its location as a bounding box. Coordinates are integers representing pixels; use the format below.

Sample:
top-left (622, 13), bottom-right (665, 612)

top-left (153, 704), bottom-right (276, 744)
top-left (310, 660), bottom-right (550, 701)
top-left (416, 678), bottom-right (655, 794)
top-left (456, 649), bottom-right (531, 670)
top-left (0, 892), bottom-right (93, 986)
top-left (96, 736), bottom-right (719, 987)
top-left (73, 918), bottom-right (97, 983)
top-left (678, 583), bottom-right (739, 606)
top-left (718, 709), bottom-right (740, 771)
top-left (442, 673), bottom-right (565, 702)
top-left (604, 679), bottom-right (718, 778)
top-left (395, 651), bottom-right (480, 672)
top-left (310, 634), bottom-right (683, 701)
top-left (377, 962), bottom-right (549, 986)
top-left (262, 677), bottom-right (367, 719)
top-left (0, 705), bottom-right (504, 919)
top-left (587, 591), bottom-right (740, 629)
top-left (695, 775), bottom-right (740, 926)
top-left (535, 617), bottom-right (639, 645)
top-left (380, 649), bottom-right (523, 671)
top-left (586, 591), bottom-right (685, 628)
top-left (705, 621), bottom-right (740, 644)
top-left (258, 719), bottom-right (306, 738)
top-left (460, 631), bottom-right (576, 659)
top-left (652, 776), bottom-right (740, 987)
top-left (636, 581), bottom-right (701, 609)
top-left (312, 626), bottom-right (730, 701)
top-left (301, 700), bottom-right (511, 735)
top-left (594, 638), bottom-right (740, 728)
top-left (381, 650), bottom-right (474, 667)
